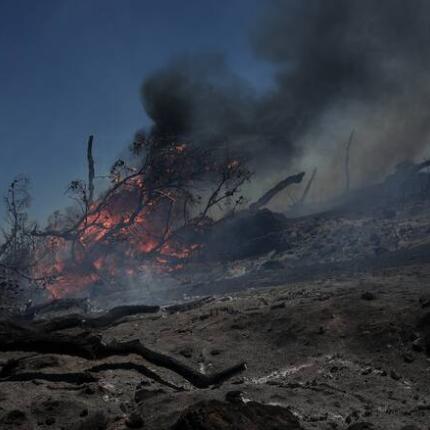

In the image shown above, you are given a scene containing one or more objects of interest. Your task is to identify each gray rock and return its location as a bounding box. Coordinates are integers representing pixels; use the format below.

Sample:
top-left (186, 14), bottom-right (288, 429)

top-left (125, 412), bottom-right (144, 429)
top-left (173, 400), bottom-right (304, 429)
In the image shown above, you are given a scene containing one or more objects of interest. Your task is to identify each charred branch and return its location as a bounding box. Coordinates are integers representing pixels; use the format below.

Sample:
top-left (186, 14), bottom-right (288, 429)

top-left (87, 362), bottom-right (183, 390)
top-left (87, 135), bottom-right (95, 205)
top-left (0, 371), bottom-right (98, 385)
top-left (249, 172), bottom-right (305, 211)
top-left (0, 321), bottom-right (246, 389)
top-left (29, 304), bottom-right (160, 332)
top-left (165, 297), bottom-right (215, 314)
top-left (0, 357), bottom-right (182, 390)
top-left (299, 168), bottom-right (317, 205)
top-left (18, 298), bottom-right (90, 320)
top-left (345, 130), bottom-right (355, 193)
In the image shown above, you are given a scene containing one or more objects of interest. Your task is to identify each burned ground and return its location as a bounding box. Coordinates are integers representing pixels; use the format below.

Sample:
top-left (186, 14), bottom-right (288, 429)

top-left (1, 266), bottom-right (430, 429)
top-left (1, 192), bottom-right (430, 429)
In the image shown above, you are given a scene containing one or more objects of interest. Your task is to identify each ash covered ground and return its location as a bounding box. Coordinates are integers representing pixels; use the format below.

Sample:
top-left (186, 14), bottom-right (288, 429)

top-left (1, 177), bottom-right (430, 430)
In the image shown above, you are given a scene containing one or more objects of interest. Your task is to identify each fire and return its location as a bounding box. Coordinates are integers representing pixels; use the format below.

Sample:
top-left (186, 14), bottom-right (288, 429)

top-left (34, 185), bottom-right (203, 298)
top-left (48, 272), bottom-right (99, 299)
top-left (31, 136), bottom-right (250, 298)
top-left (175, 144), bottom-right (187, 153)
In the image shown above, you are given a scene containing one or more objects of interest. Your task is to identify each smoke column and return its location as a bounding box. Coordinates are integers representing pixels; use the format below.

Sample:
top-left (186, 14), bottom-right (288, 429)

top-left (141, 0), bottom-right (430, 200)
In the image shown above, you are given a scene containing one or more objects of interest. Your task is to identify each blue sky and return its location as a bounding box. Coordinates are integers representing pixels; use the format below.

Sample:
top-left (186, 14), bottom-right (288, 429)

top-left (0, 0), bottom-right (273, 221)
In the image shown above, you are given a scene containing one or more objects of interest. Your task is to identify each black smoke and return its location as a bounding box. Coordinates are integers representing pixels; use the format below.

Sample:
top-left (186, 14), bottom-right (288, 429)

top-left (141, 1), bottom-right (430, 180)
top-left (141, 55), bottom-right (256, 144)
top-left (254, 0), bottom-right (430, 137)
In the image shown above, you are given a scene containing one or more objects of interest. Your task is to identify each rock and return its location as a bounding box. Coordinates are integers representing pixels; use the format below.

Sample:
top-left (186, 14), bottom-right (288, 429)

top-left (374, 246), bottom-right (388, 255)
top-left (230, 322), bottom-right (246, 330)
top-left (418, 312), bottom-right (430, 328)
top-left (45, 416), bottom-right (56, 425)
top-left (0, 409), bottom-right (28, 426)
top-left (345, 410), bottom-right (360, 424)
top-left (225, 390), bottom-right (244, 404)
top-left (199, 313), bottom-right (211, 321)
top-left (178, 346), bottom-right (193, 358)
top-left (173, 400), bottom-right (304, 430)
top-left (416, 313), bottom-right (430, 355)
top-left (75, 411), bottom-right (108, 430)
top-left (270, 302), bottom-right (286, 310)
top-left (390, 370), bottom-right (401, 381)
top-left (419, 295), bottom-right (430, 308)
top-left (402, 352), bottom-right (415, 363)
top-left (125, 412), bottom-right (144, 428)
top-left (361, 292), bottom-right (376, 301)
top-left (261, 260), bottom-right (284, 271)
top-left (134, 387), bottom-right (165, 404)
top-left (30, 397), bottom-right (107, 430)
top-left (23, 355), bottom-right (61, 370)
top-left (346, 423), bottom-right (375, 430)
top-left (376, 369), bottom-right (387, 377)
top-left (412, 337), bottom-right (425, 352)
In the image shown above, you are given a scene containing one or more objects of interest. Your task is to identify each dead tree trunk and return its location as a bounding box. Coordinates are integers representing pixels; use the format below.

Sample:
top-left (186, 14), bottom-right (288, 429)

top-left (299, 168), bottom-right (317, 205)
top-left (345, 130), bottom-right (354, 193)
top-left (32, 304), bottom-right (160, 332)
top-left (87, 135), bottom-right (95, 204)
top-left (249, 172), bottom-right (305, 211)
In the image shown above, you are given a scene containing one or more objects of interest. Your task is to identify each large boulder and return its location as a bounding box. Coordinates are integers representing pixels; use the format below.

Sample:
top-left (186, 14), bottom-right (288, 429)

top-left (173, 400), bottom-right (303, 430)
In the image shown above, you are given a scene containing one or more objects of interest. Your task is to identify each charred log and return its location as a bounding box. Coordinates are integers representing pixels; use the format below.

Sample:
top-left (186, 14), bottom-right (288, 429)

top-left (0, 371), bottom-right (97, 385)
top-left (0, 321), bottom-right (246, 389)
top-left (88, 363), bottom-right (183, 390)
top-left (165, 297), bottom-right (215, 314)
top-left (16, 303), bottom-right (160, 332)
top-left (19, 298), bottom-right (90, 320)
top-left (0, 356), bottom-right (182, 390)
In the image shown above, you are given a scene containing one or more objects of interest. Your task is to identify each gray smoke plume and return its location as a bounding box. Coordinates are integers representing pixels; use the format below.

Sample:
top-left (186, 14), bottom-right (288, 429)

top-left (141, 0), bottom-right (430, 197)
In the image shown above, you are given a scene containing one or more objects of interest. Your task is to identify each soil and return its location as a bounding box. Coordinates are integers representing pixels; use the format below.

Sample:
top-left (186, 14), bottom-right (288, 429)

top-left (1, 198), bottom-right (430, 429)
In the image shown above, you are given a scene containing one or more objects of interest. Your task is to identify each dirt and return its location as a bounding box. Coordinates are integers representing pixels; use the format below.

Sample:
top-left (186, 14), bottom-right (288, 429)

top-left (0, 265), bottom-right (430, 429)
top-left (2, 199), bottom-right (430, 429)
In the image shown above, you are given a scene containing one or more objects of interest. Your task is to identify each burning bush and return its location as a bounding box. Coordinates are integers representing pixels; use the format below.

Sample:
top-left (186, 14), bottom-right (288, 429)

top-left (17, 135), bottom-right (252, 298)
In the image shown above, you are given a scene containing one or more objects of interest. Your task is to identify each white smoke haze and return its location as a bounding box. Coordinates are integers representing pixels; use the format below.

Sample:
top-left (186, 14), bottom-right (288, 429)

top-left (294, 84), bottom-right (430, 201)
